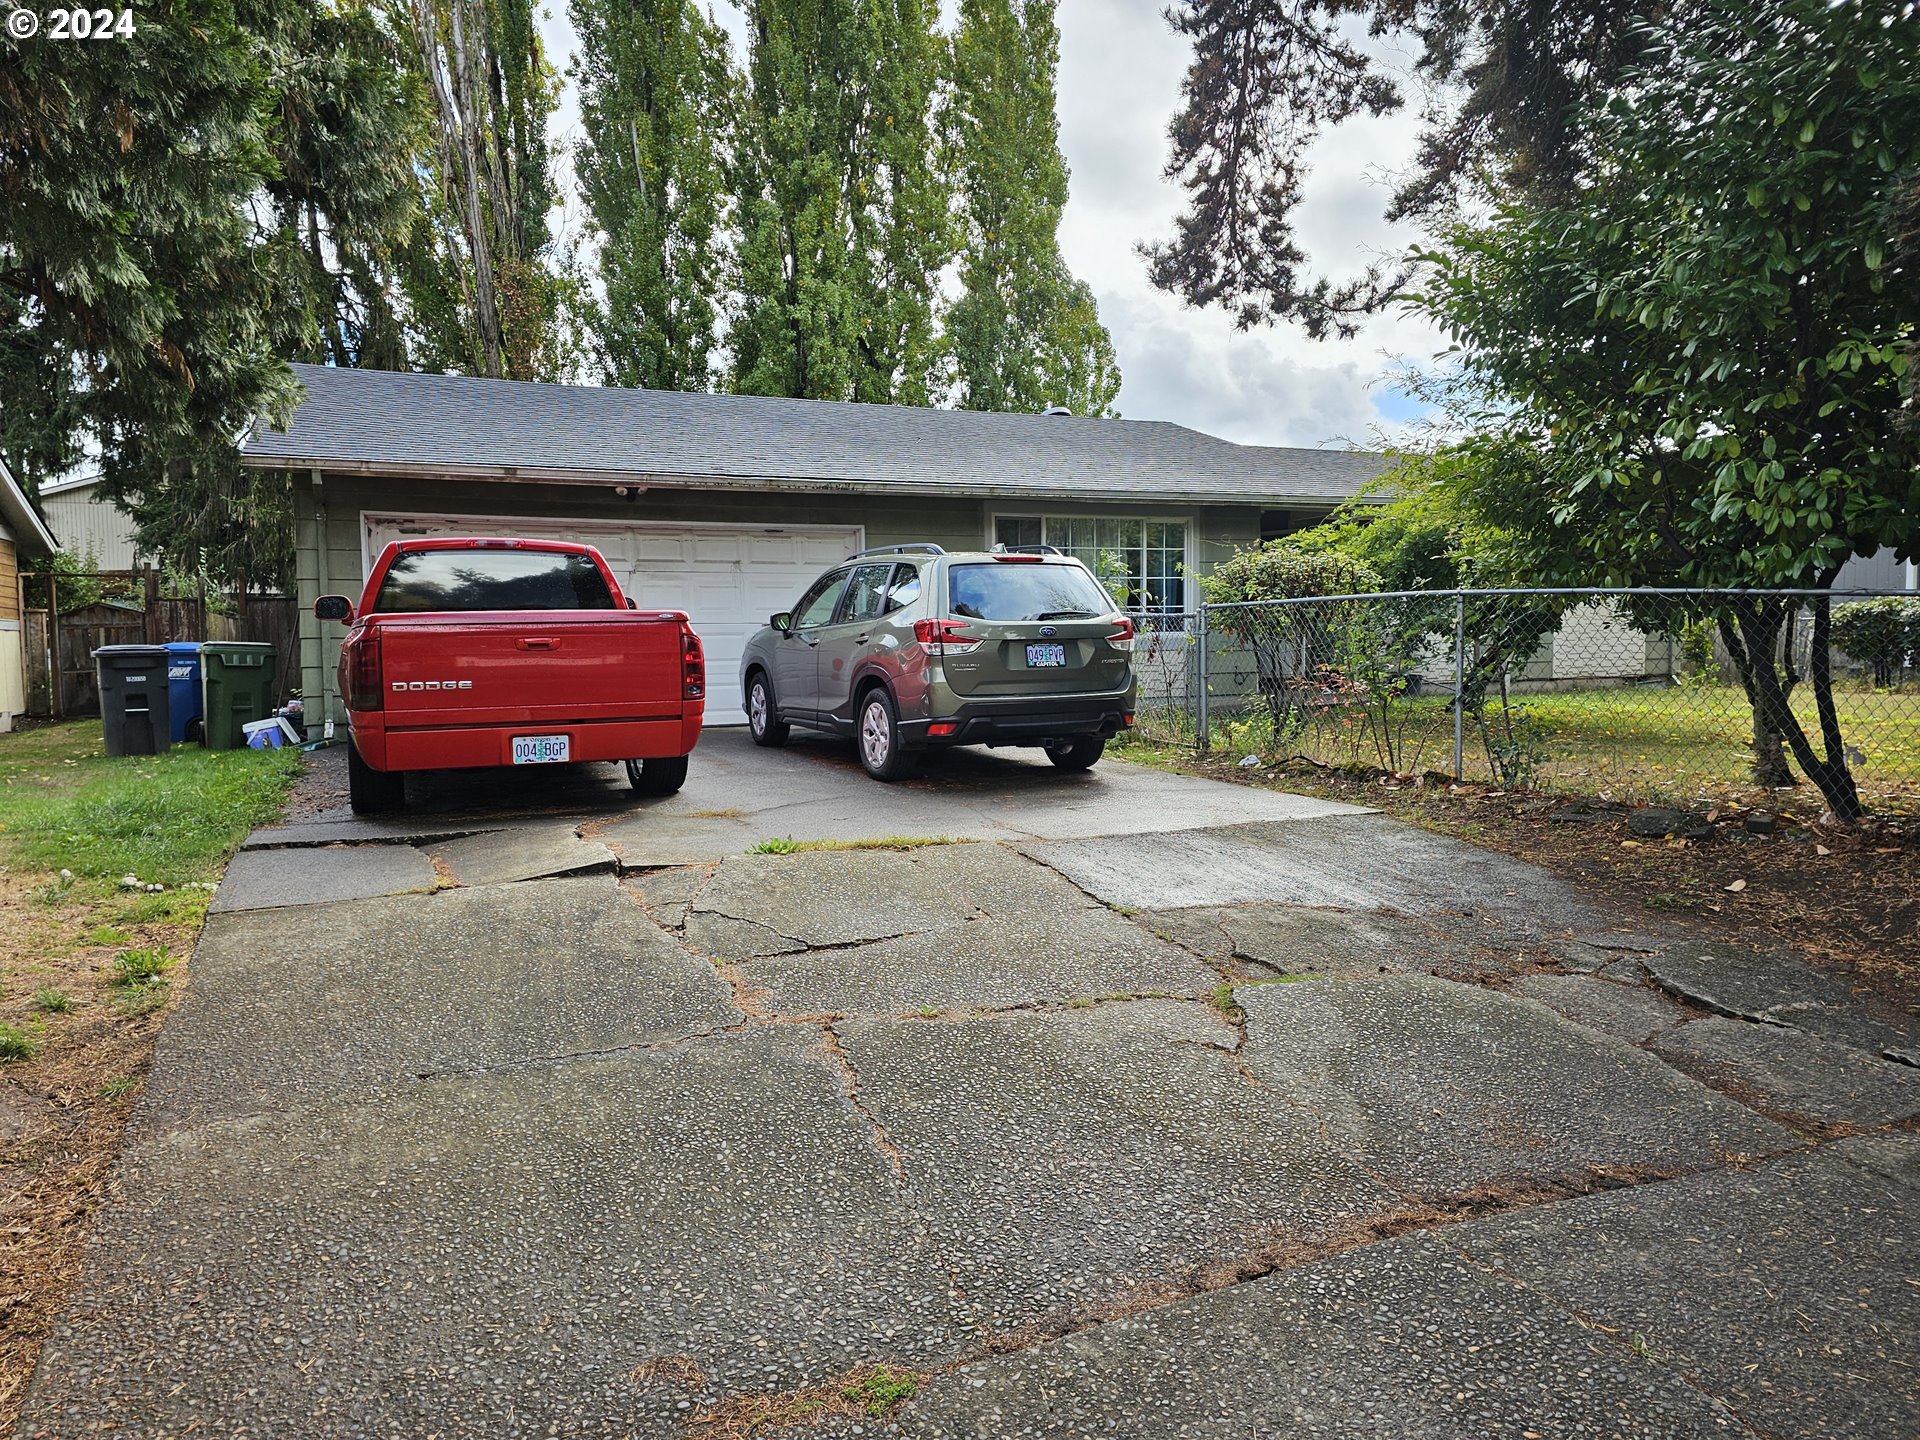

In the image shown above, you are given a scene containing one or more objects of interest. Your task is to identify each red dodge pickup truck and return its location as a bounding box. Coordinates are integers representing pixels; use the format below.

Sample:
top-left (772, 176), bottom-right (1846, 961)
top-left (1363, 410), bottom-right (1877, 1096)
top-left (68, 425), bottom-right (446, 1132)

top-left (314, 537), bottom-right (705, 813)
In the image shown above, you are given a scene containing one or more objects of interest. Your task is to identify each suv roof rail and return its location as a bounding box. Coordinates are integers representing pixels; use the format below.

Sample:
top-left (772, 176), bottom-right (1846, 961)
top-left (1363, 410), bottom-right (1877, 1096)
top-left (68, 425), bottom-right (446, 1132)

top-left (846, 542), bottom-right (947, 560)
top-left (991, 543), bottom-right (1063, 556)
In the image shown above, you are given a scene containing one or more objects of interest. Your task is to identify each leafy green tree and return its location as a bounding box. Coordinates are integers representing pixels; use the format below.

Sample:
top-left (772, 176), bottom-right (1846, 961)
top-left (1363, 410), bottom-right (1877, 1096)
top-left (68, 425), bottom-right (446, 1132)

top-left (1146, 0), bottom-right (1679, 335)
top-left (571, 0), bottom-right (734, 390)
top-left (1418, 0), bottom-right (1920, 819)
top-left (1, 0), bottom-right (308, 587)
top-left (945, 0), bottom-right (1118, 416)
top-left (730, 0), bottom-right (952, 403)
top-left (395, 0), bottom-right (565, 379)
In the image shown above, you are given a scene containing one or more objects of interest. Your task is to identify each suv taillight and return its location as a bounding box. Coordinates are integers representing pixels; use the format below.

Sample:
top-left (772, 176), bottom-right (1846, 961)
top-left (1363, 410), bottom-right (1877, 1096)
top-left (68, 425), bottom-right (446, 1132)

top-left (683, 630), bottom-right (706, 700)
top-left (912, 617), bottom-right (984, 656)
top-left (1105, 616), bottom-right (1136, 652)
top-left (345, 630), bottom-right (382, 710)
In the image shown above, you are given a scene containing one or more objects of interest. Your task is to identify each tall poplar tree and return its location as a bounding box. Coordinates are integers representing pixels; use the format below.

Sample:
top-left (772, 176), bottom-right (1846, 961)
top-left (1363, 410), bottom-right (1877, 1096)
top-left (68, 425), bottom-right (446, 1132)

top-left (946, 0), bottom-right (1119, 416)
top-left (395, 0), bottom-right (564, 379)
top-left (571, 0), bottom-right (734, 391)
top-left (729, 0), bottom-right (952, 403)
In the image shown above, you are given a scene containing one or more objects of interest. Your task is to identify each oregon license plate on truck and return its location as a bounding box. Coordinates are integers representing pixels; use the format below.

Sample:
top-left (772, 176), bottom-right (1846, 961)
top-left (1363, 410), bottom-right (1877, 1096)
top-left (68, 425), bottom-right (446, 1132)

top-left (512, 735), bottom-right (570, 764)
top-left (1025, 643), bottom-right (1068, 667)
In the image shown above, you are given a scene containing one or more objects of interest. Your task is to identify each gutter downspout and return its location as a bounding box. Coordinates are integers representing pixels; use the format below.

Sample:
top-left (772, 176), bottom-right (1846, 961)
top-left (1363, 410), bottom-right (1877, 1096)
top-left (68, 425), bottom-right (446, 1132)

top-left (311, 469), bottom-right (334, 732)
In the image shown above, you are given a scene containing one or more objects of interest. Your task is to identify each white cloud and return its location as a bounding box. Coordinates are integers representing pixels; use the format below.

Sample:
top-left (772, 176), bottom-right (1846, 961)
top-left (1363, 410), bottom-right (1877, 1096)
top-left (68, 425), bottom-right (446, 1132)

top-left (539, 0), bottom-right (1448, 447)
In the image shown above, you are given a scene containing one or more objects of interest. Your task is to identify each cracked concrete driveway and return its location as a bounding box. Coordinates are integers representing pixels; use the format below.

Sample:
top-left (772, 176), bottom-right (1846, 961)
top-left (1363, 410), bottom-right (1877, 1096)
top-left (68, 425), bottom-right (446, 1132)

top-left (20, 731), bottom-right (1920, 1439)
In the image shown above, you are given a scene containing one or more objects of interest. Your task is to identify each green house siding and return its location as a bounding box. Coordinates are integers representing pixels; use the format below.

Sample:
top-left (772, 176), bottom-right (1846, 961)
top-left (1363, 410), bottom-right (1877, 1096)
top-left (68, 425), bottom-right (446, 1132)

top-left (288, 470), bottom-right (1316, 725)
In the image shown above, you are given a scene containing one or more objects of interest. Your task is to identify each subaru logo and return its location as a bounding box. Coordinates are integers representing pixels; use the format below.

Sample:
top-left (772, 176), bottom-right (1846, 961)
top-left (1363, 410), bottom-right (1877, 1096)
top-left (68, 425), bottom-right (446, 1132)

top-left (1038, 625), bottom-right (1057, 637)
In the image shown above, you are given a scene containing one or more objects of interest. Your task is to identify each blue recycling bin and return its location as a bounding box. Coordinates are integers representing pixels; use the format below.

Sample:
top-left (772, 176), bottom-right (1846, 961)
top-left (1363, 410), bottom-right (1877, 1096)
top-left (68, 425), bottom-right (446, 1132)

top-left (165, 642), bottom-right (204, 744)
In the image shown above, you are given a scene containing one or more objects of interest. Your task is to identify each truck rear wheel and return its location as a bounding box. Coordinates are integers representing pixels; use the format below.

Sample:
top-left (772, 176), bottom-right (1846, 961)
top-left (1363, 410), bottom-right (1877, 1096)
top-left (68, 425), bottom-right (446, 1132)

top-left (627, 754), bottom-right (689, 796)
top-left (347, 739), bottom-right (405, 813)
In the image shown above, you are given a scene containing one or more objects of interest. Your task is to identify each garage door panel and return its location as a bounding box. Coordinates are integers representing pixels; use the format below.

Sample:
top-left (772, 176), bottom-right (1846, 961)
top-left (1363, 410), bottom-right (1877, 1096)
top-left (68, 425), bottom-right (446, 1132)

top-left (362, 513), bottom-right (863, 725)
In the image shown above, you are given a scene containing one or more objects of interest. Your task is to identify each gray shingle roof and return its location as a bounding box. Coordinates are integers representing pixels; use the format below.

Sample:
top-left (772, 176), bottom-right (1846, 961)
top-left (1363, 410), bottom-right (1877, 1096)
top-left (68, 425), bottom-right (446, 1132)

top-left (241, 364), bottom-right (1387, 505)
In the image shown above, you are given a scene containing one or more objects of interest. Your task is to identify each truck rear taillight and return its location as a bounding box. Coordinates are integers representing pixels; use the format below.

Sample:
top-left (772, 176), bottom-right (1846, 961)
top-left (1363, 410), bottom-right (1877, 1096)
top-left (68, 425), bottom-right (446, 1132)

top-left (1105, 616), bottom-right (1136, 652)
top-left (912, 618), bottom-right (983, 655)
top-left (682, 630), bottom-right (706, 700)
top-left (346, 632), bottom-right (382, 711)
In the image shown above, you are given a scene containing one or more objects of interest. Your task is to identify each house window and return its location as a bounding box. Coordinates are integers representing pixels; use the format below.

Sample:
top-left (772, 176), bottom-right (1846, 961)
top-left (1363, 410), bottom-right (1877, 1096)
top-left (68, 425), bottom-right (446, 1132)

top-left (994, 515), bottom-right (1188, 611)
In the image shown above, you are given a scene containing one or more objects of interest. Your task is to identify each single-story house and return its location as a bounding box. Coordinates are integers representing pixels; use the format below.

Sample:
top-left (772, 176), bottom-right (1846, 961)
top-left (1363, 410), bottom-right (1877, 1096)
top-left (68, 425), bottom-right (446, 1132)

top-left (242, 364), bottom-right (1389, 725)
top-left (1, 457), bottom-right (60, 732)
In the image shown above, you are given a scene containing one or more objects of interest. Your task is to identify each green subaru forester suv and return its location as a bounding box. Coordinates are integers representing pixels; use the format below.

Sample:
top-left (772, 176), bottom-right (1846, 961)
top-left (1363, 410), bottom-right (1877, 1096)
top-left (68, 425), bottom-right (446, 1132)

top-left (738, 544), bottom-right (1137, 780)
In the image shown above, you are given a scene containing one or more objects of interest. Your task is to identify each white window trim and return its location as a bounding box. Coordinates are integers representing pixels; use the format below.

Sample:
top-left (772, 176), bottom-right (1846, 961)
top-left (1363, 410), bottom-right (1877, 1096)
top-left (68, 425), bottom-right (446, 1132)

top-left (983, 508), bottom-right (1199, 612)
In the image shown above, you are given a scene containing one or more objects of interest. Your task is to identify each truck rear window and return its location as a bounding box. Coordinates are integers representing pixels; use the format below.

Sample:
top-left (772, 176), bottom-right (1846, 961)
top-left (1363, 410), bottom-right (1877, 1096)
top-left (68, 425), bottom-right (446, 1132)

top-left (372, 549), bottom-right (616, 613)
top-left (947, 562), bottom-right (1114, 621)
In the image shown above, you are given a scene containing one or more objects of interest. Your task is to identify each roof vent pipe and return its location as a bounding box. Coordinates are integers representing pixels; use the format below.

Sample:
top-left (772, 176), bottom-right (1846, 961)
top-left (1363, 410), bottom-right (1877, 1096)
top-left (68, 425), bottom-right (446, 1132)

top-left (1042, 405), bottom-right (1073, 417)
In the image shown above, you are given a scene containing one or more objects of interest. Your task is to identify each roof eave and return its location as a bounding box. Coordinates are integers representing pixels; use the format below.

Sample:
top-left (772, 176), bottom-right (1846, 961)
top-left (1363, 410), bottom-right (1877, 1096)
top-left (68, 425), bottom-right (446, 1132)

top-left (244, 453), bottom-right (1363, 509)
top-left (0, 459), bottom-right (59, 553)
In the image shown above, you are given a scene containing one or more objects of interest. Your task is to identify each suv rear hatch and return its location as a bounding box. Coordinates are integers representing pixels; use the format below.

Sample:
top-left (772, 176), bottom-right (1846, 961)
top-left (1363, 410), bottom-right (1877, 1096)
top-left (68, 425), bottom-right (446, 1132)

top-left (935, 559), bottom-right (1133, 698)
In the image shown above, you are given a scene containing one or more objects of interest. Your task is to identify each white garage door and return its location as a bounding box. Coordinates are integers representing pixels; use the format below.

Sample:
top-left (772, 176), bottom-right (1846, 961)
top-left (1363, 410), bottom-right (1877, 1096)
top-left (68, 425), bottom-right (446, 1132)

top-left (362, 512), bottom-right (864, 724)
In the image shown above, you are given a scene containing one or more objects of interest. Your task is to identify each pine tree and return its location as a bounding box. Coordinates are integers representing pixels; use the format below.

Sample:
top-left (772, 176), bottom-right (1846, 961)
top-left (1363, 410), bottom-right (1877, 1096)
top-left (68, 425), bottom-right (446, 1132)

top-left (729, 0), bottom-right (952, 403)
top-left (270, 1), bottom-right (425, 371)
top-left (572, 0), bottom-right (734, 390)
top-left (0, 0), bottom-right (309, 585)
top-left (946, 0), bottom-right (1119, 416)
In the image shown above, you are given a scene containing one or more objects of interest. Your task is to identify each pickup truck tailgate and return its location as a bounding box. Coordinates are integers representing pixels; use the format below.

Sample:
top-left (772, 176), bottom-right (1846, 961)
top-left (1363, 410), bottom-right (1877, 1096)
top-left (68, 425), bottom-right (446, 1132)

top-left (376, 613), bottom-right (683, 726)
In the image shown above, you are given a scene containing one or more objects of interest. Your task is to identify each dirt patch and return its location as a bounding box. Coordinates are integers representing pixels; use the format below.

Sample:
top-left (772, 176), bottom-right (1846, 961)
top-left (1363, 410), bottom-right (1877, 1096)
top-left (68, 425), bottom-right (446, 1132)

top-left (0, 871), bottom-right (202, 1436)
top-left (688, 1362), bottom-right (922, 1438)
top-left (1145, 751), bottom-right (1920, 1015)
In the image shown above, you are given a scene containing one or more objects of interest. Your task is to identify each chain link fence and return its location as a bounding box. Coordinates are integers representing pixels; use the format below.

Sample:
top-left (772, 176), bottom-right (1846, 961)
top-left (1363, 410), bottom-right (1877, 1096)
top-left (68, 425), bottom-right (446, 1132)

top-left (1128, 589), bottom-right (1920, 813)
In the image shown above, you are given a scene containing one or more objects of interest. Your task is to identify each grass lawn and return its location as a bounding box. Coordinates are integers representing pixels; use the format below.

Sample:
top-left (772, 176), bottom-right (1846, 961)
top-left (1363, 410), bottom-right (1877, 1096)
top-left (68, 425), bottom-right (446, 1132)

top-left (1162, 681), bottom-right (1920, 814)
top-left (0, 720), bottom-right (301, 1430)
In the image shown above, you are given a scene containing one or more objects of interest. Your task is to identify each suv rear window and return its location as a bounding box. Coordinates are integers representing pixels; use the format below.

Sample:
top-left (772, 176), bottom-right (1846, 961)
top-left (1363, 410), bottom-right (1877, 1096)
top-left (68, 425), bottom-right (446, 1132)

top-left (373, 548), bottom-right (616, 613)
top-left (946, 562), bottom-right (1114, 621)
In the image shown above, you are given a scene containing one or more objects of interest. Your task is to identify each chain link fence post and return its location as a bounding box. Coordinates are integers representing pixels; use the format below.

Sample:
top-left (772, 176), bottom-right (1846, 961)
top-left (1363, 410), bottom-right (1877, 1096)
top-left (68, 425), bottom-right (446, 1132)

top-left (1452, 590), bottom-right (1466, 780)
top-left (1195, 605), bottom-right (1211, 754)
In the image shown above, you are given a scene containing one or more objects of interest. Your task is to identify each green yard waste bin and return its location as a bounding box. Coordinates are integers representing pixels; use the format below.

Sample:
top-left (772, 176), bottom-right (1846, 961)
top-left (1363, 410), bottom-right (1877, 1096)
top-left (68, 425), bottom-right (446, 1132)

top-left (199, 641), bottom-right (279, 749)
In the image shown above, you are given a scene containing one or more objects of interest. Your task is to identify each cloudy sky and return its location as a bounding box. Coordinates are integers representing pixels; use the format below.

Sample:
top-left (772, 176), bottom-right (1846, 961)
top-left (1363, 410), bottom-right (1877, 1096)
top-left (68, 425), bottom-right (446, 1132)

top-left (536, 0), bottom-right (1445, 450)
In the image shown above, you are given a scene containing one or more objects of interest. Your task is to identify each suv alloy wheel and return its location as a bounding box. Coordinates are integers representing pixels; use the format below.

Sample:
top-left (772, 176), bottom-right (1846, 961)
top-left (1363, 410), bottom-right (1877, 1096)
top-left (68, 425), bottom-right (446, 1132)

top-left (857, 688), bottom-right (916, 781)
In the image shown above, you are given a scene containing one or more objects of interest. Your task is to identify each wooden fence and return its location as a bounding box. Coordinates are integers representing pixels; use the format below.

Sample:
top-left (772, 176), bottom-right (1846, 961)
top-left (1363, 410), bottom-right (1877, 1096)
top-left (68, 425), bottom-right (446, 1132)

top-left (21, 569), bottom-right (299, 718)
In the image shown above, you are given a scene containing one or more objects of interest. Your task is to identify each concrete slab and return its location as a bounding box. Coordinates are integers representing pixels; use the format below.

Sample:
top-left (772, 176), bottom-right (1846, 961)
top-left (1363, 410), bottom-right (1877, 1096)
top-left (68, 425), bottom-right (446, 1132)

top-left (1451, 1138), bottom-right (1920, 1440)
top-left (1022, 815), bottom-right (1613, 935)
top-left (1511, 974), bottom-right (1692, 1046)
top-left (1142, 902), bottom-right (1457, 977)
top-left (686, 843), bottom-right (1055, 955)
top-left (207, 843), bottom-right (438, 913)
top-left (425, 822), bottom-right (617, 886)
top-left (1237, 976), bottom-right (1792, 1196)
top-left (746, 908), bottom-right (1219, 1016)
top-left (1653, 1015), bottom-right (1920, 1129)
top-left (837, 1001), bottom-right (1399, 1335)
top-left (595, 730), bottom-right (1368, 866)
top-left (141, 877), bottom-right (738, 1127)
top-left (898, 1230), bottom-right (1740, 1439)
top-left (243, 817), bottom-right (495, 849)
top-left (21, 1029), bottom-right (956, 1440)
top-left (1646, 942), bottom-right (1920, 1064)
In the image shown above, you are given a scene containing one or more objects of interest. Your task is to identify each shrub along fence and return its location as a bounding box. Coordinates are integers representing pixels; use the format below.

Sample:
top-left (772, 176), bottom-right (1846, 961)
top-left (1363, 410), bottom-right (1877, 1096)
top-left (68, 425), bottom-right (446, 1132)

top-left (1129, 588), bottom-right (1920, 816)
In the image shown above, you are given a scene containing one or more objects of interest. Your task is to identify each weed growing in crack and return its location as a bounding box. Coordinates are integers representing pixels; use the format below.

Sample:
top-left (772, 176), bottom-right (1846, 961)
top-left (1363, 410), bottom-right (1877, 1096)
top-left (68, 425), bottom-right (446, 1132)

top-left (1209, 983), bottom-right (1245, 1022)
top-left (843, 1364), bottom-right (917, 1416)
top-left (747, 835), bottom-right (959, 855)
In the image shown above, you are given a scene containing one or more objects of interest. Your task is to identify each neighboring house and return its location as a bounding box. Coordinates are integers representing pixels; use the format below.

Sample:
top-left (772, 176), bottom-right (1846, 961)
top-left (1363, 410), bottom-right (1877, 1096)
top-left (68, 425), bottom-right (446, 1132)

top-left (37, 474), bottom-right (145, 570)
top-left (1, 458), bottom-right (60, 732)
top-left (241, 364), bottom-right (1389, 725)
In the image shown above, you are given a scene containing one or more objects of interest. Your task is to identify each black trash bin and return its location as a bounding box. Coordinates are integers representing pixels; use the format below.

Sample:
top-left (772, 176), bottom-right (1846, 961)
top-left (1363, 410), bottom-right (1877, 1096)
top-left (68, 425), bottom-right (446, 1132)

top-left (94, 644), bottom-right (172, 757)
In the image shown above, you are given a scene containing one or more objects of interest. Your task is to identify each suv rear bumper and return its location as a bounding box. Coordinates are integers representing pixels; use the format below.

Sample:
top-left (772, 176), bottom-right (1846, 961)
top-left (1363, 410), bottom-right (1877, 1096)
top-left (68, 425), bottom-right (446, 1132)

top-left (904, 696), bottom-right (1134, 748)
